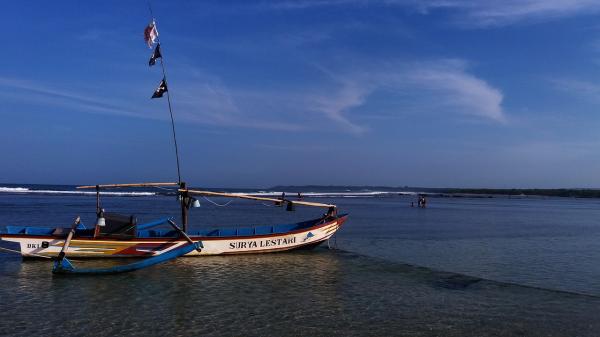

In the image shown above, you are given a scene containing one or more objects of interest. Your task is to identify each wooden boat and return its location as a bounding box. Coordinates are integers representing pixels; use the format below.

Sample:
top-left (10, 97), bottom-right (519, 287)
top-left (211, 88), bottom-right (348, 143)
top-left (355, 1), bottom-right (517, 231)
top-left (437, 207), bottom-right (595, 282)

top-left (0, 182), bottom-right (346, 273)
top-left (0, 14), bottom-right (347, 273)
top-left (0, 212), bottom-right (347, 259)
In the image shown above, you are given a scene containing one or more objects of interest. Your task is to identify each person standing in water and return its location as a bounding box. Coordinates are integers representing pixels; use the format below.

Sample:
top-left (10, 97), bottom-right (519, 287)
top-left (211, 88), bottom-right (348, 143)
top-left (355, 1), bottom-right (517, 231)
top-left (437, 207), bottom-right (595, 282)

top-left (417, 195), bottom-right (427, 208)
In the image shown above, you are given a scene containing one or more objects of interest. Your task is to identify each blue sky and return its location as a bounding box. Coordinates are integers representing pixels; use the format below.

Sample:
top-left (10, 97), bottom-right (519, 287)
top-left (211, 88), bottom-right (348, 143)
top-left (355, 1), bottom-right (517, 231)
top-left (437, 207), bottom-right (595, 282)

top-left (2, 1), bottom-right (600, 188)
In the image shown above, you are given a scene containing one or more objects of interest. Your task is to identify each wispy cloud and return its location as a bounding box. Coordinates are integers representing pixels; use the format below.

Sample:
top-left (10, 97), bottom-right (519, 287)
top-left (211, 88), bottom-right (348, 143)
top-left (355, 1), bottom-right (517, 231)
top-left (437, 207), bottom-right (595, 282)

top-left (400, 60), bottom-right (506, 122)
top-left (0, 76), bottom-right (304, 132)
top-left (254, 143), bottom-right (333, 152)
top-left (171, 71), bottom-right (307, 131)
top-left (259, 0), bottom-right (365, 10)
top-left (410, 0), bottom-right (600, 27)
top-left (309, 79), bottom-right (373, 134)
top-left (262, 0), bottom-right (600, 27)
top-left (259, 58), bottom-right (506, 131)
top-left (310, 59), bottom-right (506, 128)
top-left (550, 78), bottom-right (600, 101)
top-left (0, 77), bottom-right (148, 119)
top-left (0, 58), bottom-right (505, 135)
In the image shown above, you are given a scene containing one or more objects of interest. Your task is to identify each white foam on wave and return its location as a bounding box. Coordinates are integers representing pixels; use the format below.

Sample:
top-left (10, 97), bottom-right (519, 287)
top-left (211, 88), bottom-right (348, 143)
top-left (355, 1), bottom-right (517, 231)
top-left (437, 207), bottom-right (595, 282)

top-left (0, 186), bottom-right (155, 196)
top-left (0, 187), bottom-right (30, 193)
top-left (1, 186), bottom-right (417, 198)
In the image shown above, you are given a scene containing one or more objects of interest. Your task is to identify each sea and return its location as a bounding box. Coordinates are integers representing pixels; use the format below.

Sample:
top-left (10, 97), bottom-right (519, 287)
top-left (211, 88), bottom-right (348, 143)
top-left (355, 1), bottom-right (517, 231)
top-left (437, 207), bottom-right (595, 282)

top-left (1, 184), bottom-right (600, 336)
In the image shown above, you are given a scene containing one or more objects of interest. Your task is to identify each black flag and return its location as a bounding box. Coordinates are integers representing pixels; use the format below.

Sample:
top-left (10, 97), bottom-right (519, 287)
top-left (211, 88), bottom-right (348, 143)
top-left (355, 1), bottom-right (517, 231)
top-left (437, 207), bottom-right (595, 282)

top-left (152, 78), bottom-right (168, 98)
top-left (149, 43), bottom-right (162, 66)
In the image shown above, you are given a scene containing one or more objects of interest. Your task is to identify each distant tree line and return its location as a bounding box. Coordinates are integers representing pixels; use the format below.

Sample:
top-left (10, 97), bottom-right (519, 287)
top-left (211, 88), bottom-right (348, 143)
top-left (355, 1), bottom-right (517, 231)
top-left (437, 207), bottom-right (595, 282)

top-left (432, 188), bottom-right (600, 198)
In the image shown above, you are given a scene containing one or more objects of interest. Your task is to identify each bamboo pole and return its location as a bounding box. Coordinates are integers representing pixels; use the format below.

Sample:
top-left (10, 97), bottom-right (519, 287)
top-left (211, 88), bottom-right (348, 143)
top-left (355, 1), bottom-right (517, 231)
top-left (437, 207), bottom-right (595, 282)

top-left (56, 216), bottom-right (81, 262)
top-left (168, 219), bottom-right (201, 252)
top-left (182, 189), bottom-right (336, 209)
top-left (77, 182), bottom-right (179, 189)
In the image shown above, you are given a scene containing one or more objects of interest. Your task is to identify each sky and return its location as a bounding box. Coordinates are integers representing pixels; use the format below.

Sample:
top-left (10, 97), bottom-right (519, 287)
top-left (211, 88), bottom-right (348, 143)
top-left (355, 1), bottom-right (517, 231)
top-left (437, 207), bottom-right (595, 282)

top-left (2, 0), bottom-right (600, 188)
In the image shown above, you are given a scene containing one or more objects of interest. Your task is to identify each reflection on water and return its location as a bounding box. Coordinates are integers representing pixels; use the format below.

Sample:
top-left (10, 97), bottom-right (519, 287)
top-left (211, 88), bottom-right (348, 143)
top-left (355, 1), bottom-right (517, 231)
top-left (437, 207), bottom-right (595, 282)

top-left (1, 249), bottom-right (599, 336)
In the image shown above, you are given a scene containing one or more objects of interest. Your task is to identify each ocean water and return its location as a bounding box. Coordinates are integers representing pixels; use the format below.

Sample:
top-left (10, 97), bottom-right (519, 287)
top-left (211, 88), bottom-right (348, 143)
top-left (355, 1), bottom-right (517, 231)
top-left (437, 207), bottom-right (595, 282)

top-left (1, 185), bottom-right (600, 336)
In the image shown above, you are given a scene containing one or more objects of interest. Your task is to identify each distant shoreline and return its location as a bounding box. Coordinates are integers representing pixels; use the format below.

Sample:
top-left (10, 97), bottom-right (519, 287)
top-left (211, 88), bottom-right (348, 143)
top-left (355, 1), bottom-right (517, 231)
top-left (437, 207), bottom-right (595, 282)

top-left (2, 183), bottom-right (600, 199)
top-left (271, 186), bottom-right (600, 199)
top-left (427, 188), bottom-right (600, 198)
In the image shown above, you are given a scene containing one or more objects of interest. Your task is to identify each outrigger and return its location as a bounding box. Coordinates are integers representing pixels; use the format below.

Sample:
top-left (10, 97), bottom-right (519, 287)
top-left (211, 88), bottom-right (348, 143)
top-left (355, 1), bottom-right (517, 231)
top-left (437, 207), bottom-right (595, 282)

top-left (0, 11), bottom-right (347, 274)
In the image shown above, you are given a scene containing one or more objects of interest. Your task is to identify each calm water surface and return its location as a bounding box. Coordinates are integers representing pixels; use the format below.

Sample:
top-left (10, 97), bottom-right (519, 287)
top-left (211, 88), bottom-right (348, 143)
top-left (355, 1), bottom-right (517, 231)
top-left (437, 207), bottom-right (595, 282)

top-left (1, 192), bottom-right (600, 336)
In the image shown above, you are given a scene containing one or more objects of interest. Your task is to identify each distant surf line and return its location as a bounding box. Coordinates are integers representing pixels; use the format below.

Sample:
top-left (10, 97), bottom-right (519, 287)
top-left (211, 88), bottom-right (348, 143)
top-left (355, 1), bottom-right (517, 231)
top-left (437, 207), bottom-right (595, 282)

top-left (0, 186), bottom-right (424, 198)
top-left (0, 186), bottom-right (155, 196)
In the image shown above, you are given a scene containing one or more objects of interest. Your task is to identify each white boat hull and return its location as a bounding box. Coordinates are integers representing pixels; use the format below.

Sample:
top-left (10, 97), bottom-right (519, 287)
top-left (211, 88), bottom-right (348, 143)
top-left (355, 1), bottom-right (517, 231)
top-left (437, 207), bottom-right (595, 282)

top-left (1, 216), bottom-right (345, 258)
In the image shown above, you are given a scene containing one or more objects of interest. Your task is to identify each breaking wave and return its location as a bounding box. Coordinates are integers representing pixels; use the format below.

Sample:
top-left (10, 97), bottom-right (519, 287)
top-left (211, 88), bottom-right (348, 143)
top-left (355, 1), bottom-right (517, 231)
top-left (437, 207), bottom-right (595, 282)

top-left (0, 186), bottom-right (420, 199)
top-left (0, 186), bottom-right (155, 196)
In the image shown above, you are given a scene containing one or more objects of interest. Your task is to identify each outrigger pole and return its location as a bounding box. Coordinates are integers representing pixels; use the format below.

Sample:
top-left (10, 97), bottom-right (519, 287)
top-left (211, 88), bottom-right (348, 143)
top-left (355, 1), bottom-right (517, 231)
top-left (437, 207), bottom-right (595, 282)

top-left (53, 219), bottom-right (202, 275)
top-left (183, 189), bottom-right (338, 215)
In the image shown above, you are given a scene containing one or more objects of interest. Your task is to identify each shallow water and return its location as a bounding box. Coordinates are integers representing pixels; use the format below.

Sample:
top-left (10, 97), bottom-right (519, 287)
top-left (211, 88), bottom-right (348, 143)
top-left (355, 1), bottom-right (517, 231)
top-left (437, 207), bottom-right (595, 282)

top-left (1, 250), bottom-right (599, 336)
top-left (337, 196), bottom-right (600, 296)
top-left (1, 191), bottom-right (600, 336)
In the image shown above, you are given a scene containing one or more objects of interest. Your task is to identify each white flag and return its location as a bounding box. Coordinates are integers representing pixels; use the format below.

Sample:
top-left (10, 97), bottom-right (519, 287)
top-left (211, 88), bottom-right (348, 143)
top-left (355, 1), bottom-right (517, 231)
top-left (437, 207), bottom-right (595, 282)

top-left (144, 21), bottom-right (159, 48)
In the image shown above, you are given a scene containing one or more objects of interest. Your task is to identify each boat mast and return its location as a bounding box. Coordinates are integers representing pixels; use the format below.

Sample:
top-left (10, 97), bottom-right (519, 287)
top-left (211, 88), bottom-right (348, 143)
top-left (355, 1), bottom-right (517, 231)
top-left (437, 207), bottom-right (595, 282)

top-left (148, 5), bottom-right (182, 185)
top-left (148, 4), bottom-right (188, 232)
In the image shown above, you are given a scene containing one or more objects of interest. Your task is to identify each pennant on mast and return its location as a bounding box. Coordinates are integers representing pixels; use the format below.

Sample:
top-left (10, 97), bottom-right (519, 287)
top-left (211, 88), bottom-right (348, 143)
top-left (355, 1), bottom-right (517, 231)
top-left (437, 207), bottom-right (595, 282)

top-left (151, 78), bottom-right (168, 98)
top-left (149, 43), bottom-right (162, 66)
top-left (144, 21), bottom-right (159, 48)
top-left (143, 11), bottom-right (183, 187)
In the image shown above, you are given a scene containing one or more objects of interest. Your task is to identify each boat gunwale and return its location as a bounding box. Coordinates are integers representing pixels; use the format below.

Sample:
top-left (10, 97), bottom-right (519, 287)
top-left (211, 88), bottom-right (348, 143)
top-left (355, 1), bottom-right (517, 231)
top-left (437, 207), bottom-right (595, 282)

top-left (0, 215), bottom-right (347, 242)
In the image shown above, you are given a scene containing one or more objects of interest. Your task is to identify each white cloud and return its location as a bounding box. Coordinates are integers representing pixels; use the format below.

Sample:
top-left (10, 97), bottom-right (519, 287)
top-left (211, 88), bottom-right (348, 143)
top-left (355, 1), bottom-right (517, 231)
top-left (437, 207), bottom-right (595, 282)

top-left (400, 60), bottom-right (506, 122)
top-left (310, 79), bottom-right (372, 134)
top-left (311, 59), bottom-right (506, 126)
top-left (410, 0), bottom-right (600, 26)
top-left (263, 0), bottom-right (600, 27)
top-left (248, 59), bottom-right (506, 132)
top-left (0, 58), bottom-right (505, 135)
